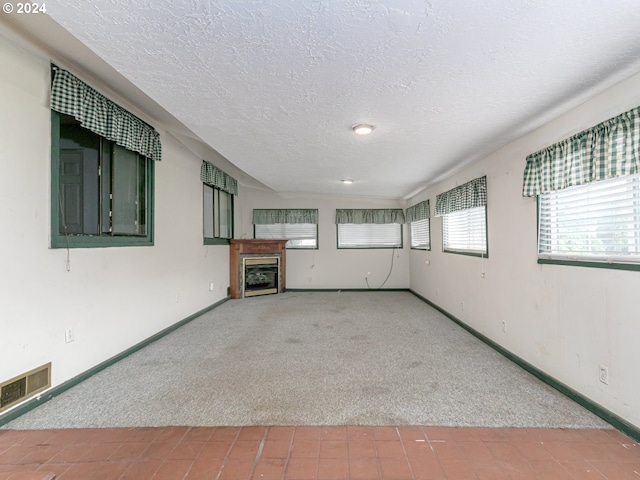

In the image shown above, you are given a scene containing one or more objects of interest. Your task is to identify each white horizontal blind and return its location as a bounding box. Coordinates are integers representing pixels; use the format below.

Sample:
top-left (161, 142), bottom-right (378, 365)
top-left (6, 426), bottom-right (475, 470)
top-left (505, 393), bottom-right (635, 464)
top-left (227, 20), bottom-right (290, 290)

top-left (410, 219), bottom-right (430, 249)
top-left (539, 173), bottom-right (640, 263)
top-left (255, 223), bottom-right (317, 248)
top-left (442, 206), bottom-right (487, 254)
top-left (337, 224), bottom-right (402, 248)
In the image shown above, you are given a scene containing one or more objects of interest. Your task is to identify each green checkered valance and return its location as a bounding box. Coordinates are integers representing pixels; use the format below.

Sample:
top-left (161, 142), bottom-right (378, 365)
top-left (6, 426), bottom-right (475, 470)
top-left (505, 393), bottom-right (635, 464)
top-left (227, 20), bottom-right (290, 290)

top-left (51, 66), bottom-right (161, 161)
top-left (522, 105), bottom-right (640, 197)
top-left (253, 209), bottom-right (318, 224)
top-left (200, 161), bottom-right (238, 195)
top-left (435, 176), bottom-right (487, 217)
top-left (335, 209), bottom-right (405, 224)
top-left (405, 200), bottom-right (430, 223)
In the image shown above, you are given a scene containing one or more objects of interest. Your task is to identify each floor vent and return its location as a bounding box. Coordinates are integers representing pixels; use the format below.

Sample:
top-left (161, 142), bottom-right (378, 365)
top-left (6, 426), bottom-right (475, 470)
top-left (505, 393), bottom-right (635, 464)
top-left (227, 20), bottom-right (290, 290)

top-left (0, 363), bottom-right (51, 413)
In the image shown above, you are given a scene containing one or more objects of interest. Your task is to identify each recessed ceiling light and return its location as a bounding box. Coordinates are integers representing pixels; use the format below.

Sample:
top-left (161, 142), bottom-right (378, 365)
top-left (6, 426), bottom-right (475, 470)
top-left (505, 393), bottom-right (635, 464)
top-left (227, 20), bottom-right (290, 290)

top-left (342, 179), bottom-right (354, 184)
top-left (352, 124), bottom-right (374, 135)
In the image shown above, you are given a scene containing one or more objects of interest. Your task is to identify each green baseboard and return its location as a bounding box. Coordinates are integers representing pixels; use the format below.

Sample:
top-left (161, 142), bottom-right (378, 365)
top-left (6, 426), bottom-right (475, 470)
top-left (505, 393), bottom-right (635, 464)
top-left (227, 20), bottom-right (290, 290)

top-left (0, 297), bottom-right (229, 428)
top-left (409, 289), bottom-right (640, 443)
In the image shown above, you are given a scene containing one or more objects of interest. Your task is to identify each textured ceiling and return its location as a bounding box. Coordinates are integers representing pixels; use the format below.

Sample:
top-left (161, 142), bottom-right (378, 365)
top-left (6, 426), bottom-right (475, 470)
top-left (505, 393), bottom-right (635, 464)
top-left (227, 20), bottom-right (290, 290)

top-left (39, 1), bottom-right (640, 198)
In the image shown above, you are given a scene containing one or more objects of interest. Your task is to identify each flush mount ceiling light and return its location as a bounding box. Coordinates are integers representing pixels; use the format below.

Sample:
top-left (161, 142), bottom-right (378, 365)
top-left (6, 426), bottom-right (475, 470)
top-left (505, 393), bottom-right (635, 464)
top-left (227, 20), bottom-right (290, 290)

top-left (342, 179), bottom-right (354, 184)
top-left (352, 124), bottom-right (374, 135)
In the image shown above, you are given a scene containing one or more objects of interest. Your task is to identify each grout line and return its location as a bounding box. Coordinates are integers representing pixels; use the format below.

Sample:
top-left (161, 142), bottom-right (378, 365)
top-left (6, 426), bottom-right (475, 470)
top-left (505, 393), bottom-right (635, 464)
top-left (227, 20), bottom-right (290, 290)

top-left (213, 428), bottom-right (241, 480)
top-left (247, 428), bottom-right (268, 479)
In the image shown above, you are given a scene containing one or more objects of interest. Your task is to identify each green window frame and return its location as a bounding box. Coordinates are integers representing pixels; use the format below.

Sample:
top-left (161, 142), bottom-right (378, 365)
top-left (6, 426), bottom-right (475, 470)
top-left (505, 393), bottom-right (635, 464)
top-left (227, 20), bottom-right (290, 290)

top-left (203, 184), bottom-right (234, 245)
top-left (51, 111), bottom-right (154, 248)
top-left (335, 208), bottom-right (405, 249)
top-left (537, 173), bottom-right (640, 270)
top-left (441, 206), bottom-right (488, 257)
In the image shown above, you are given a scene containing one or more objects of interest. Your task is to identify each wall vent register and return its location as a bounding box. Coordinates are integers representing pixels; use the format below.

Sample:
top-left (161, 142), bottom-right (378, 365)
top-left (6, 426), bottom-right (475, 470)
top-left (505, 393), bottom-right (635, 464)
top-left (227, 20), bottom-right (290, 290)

top-left (0, 363), bottom-right (51, 413)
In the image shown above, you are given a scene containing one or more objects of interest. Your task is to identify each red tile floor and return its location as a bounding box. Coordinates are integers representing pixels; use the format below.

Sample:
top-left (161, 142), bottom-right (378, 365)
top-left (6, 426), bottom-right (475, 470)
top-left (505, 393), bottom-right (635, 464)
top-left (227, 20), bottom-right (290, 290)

top-left (0, 425), bottom-right (639, 480)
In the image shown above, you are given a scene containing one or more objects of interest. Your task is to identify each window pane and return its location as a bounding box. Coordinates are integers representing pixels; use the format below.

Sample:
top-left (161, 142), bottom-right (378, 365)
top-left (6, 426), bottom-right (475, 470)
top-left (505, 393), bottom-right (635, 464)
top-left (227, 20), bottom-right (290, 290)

top-left (112, 145), bottom-right (146, 235)
top-left (442, 206), bottom-right (487, 254)
top-left (203, 184), bottom-right (214, 238)
top-left (59, 122), bottom-right (100, 235)
top-left (337, 224), bottom-right (402, 248)
top-left (255, 223), bottom-right (317, 248)
top-left (219, 190), bottom-right (232, 239)
top-left (410, 219), bottom-right (430, 249)
top-left (539, 173), bottom-right (640, 263)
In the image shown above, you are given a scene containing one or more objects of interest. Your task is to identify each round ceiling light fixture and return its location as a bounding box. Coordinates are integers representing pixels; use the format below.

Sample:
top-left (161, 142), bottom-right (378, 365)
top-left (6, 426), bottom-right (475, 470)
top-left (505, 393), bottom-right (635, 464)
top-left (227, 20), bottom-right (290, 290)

top-left (352, 124), bottom-right (374, 135)
top-left (342, 179), bottom-right (354, 184)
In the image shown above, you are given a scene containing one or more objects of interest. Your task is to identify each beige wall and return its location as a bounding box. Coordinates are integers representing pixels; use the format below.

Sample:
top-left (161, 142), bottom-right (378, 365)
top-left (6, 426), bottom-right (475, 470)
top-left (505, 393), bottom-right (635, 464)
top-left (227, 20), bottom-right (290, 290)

top-left (407, 71), bottom-right (640, 429)
top-left (0, 24), bottom-right (230, 396)
top-left (238, 189), bottom-right (410, 289)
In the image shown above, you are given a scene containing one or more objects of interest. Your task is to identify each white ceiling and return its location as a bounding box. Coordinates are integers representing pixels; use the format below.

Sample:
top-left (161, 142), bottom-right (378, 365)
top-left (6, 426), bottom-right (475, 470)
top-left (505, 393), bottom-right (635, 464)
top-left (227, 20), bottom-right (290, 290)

top-left (18, 1), bottom-right (640, 198)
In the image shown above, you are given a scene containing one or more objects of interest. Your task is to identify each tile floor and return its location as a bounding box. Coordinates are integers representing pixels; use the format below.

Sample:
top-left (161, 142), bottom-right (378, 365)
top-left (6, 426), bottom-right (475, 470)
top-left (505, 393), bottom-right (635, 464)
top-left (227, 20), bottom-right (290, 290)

top-left (0, 425), bottom-right (638, 480)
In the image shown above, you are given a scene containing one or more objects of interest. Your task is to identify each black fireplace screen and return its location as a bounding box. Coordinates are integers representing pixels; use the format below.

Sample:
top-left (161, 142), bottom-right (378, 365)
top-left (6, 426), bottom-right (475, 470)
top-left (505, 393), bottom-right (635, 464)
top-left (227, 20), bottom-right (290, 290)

top-left (243, 257), bottom-right (279, 296)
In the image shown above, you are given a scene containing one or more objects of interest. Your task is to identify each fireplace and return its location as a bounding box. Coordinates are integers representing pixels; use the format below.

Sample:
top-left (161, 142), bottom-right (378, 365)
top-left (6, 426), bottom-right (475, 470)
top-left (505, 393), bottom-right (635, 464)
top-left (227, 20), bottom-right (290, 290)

top-left (229, 239), bottom-right (288, 299)
top-left (243, 256), bottom-right (280, 297)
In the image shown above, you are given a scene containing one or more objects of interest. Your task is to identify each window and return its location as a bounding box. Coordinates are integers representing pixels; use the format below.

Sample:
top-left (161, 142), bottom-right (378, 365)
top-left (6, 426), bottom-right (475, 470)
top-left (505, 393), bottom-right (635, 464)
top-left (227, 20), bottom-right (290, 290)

top-left (442, 206), bottom-right (487, 255)
top-left (410, 219), bottom-right (430, 250)
top-left (201, 161), bottom-right (237, 244)
top-left (50, 66), bottom-right (160, 248)
top-left (538, 173), bottom-right (640, 265)
top-left (203, 184), bottom-right (234, 244)
top-left (337, 224), bottom-right (402, 248)
top-left (435, 176), bottom-right (488, 257)
top-left (406, 200), bottom-right (431, 250)
top-left (335, 209), bottom-right (405, 249)
top-left (255, 223), bottom-right (317, 248)
top-left (252, 209), bottom-right (318, 249)
top-left (51, 112), bottom-right (154, 248)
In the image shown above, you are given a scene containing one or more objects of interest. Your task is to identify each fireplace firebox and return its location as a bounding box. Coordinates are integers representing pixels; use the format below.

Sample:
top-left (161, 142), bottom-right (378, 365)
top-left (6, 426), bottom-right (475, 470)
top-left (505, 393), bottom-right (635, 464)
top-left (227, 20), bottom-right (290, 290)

top-left (243, 256), bottom-right (280, 297)
top-left (229, 239), bottom-right (288, 299)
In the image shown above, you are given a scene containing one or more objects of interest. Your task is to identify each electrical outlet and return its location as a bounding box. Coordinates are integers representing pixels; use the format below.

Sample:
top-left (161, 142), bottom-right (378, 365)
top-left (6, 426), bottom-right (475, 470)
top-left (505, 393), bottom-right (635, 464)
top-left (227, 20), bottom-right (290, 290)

top-left (461, 301), bottom-right (465, 311)
top-left (209, 282), bottom-right (214, 291)
top-left (65, 328), bottom-right (74, 344)
top-left (502, 321), bottom-right (507, 333)
top-left (599, 365), bottom-right (609, 385)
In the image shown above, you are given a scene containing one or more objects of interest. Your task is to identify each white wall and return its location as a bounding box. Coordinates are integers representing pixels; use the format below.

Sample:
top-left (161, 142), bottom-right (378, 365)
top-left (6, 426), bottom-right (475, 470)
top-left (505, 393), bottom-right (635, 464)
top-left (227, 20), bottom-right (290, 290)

top-left (408, 71), bottom-right (640, 429)
top-left (0, 26), bottom-right (230, 394)
top-left (239, 188), bottom-right (410, 289)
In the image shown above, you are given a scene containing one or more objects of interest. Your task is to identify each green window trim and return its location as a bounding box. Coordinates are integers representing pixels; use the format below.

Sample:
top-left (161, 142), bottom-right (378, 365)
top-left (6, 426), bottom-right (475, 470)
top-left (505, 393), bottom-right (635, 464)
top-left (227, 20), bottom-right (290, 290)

top-left (203, 183), bottom-right (234, 244)
top-left (50, 112), bottom-right (155, 249)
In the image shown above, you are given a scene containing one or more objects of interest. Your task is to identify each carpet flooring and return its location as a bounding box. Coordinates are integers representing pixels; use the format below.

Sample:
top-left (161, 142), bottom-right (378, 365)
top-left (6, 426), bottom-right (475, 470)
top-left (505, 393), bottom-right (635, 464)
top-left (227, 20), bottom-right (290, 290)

top-left (3, 292), bottom-right (608, 430)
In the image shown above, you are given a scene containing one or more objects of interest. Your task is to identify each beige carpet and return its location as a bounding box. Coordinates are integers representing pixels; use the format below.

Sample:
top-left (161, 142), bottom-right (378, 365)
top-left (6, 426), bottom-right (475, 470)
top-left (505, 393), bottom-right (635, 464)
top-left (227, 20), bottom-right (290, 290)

top-left (3, 291), bottom-right (608, 429)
